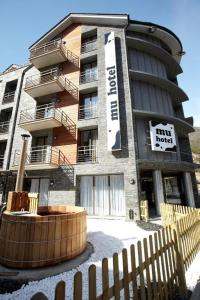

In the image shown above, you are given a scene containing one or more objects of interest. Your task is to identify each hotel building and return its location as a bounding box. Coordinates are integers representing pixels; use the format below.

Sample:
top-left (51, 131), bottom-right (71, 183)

top-left (0, 13), bottom-right (198, 219)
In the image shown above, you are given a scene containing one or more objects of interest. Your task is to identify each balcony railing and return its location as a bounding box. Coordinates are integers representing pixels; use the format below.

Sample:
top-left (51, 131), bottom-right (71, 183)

top-left (30, 38), bottom-right (79, 67)
top-left (77, 146), bottom-right (97, 163)
top-left (0, 121), bottom-right (10, 134)
top-left (78, 104), bottom-right (97, 120)
top-left (13, 146), bottom-right (72, 168)
top-left (80, 70), bottom-right (98, 84)
top-left (81, 40), bottom-right (97, 54)
top-left (0, 155), bottom-right (4, 168)
top-left (180, 151), bottom-right (193, 163)
top-left (2, 92), bottom-right (15, 104)
top-left (19, 103), bottom-right (76, 134)
top-left (24, 67), bottom-right (78, 99)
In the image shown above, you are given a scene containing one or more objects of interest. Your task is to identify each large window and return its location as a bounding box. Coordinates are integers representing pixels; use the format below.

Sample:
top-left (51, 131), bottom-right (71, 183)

top-left (80, 175), bottom-right (125, 216)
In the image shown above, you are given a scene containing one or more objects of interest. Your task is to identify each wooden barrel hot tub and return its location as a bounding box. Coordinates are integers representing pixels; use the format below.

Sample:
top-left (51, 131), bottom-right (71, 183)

top-left (0, 206), bottom-right (87, 268)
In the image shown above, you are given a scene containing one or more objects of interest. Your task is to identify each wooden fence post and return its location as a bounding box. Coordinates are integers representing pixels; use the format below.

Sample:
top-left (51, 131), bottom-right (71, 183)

top-left (55, 281), bottom-right (65, 300)
top-left (173, 229), bottom-right (187, 298)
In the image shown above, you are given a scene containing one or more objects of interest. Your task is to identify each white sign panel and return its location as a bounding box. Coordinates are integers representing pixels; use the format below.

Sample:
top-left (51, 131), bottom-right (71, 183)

top-left (105, 32), bottom-right (121, 151)
top-left (149, 121), bottom-right (177, 152)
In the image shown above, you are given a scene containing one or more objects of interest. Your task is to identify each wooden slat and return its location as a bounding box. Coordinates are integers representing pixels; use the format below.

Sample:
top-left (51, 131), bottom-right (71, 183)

top-left (89, 264), bottom-right (96, 300)
top-left (137, 240), bottom-right (146, 300)
top-left (55, 280), bottom-right (65, 300)
top-left (122, 248), bottom-right (130, 299)
top-left (102, 257), bottom-right (109, 300)
top-left (161, 229), bottom-right (172, 299)
top-left (130, 244), bottom-right (138, 300)
top-left (148, 235), bottom-right (158, 300)
top-left (74, 271), bottom-right (82, 300)
top-left (158, 230), bottom-right (168, 300)
top-left (154, 232), bottom-right (164, 300)
top-left (143, 238), bottom-right (152, 300)
top-left (113, 253), bottom-right (120, 300)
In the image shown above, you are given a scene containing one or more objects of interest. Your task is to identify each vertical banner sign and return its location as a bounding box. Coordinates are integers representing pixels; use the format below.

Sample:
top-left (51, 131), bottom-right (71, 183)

top-left (105, 32), bottom-right (121, 151)
top-left (149, 121), bottom-right (177, 152)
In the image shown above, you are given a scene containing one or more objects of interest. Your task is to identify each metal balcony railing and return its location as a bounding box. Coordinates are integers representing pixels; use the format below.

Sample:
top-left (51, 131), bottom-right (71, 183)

top-left (77, 146), bottom-right (97, 163)
top-left (2, 92), bottom-right (15, 104)
top-left (0, 155), bottom-right (4, 168)
top-left (25, 67), bottom-right (78, 99)
top-left (80, 70), bottom-right (98, 84)
top-left (78, 104), bottom-right (97, 120)
top-left (81, 40), bottom-right (97, 54)
top-left (30, 38), bottom-right (79, 67)
top-left (0, 121), bottom-right (10, 134)
top-left (13, 146), bottom-right (72, 168)
top-left (180, 151), bottom-right (193, 163)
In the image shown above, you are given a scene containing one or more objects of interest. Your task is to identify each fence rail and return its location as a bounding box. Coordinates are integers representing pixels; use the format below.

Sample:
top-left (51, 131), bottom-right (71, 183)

top-left (0, 155), bottom-right (4, 168)
top-left (2, 91), bottom-right (15, 104)
top-left (81, 40), bottom-right (97, 53)
top-left (77, 146), bottom-right (97, 163)
top-left (78, 104), bottom-right (97, 120)
top-left (80, 70), bottom-right (98, 84)
top-left (0, 121), bottom-right (10, 134)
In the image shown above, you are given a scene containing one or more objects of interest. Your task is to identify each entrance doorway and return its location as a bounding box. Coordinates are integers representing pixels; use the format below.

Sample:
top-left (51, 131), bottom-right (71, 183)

top-left (140, 172), bottom-right (156, 217)
top-left (80, 174), bottom-right (125, 216)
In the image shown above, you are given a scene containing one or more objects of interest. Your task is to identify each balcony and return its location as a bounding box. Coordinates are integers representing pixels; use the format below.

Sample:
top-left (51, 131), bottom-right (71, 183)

top-left (19, 103), bottom-right (75, 133)
top-left (30, 38), bottom-right (79, 69)
top-left (13, 146), bottom-right (71, 170)
top-left (81, 40), bottom-right (97, 54)
top-left (24, 68), bottom-right (78, 99)
top-left (80, 70), bottom-right (98, 84)
top-left (2, 92), bottom-right (15, 104)
top-left (0, 121), bottom-right (10, 134)
top-left (77, 146), bottom-right (97, 163)
top-left (0, 155), bottom-right (4, 168)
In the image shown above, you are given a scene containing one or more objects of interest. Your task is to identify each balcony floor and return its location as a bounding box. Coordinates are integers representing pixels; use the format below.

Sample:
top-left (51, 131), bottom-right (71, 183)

top-left (30, 49), bottom-right (66, 69)
top-left (24, 80), bottom-right (64, 98)
top-left (19, 118), bottom-right (62, 132)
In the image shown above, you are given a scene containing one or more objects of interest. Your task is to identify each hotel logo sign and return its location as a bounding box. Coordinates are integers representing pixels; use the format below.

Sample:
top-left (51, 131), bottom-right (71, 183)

top-left (149, 121), bottom-right (177, 152)
top-left (105, 31), bottom-right (121, 151)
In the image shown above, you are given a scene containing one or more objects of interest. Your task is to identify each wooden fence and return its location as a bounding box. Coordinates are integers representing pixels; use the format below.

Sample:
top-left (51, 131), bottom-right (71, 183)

top-left (160, 203), bottom-right (198, 226)
top-left (32, 227), bottom-right (187, 300)
top-left (28, 204), bottom-right (200, 299)
top-left (160, 203), bottom-right (200, 271)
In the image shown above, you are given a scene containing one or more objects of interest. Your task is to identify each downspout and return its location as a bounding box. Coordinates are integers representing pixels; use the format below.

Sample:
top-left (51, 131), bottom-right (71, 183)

top-left (6, 64), bottom-right (32, 170)
top-left (123, 15), bottom-right (141, 219)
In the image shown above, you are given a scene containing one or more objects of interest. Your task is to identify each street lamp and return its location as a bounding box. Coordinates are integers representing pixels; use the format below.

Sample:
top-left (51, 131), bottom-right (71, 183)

top-left (15, 134), bottom-right (30, 192)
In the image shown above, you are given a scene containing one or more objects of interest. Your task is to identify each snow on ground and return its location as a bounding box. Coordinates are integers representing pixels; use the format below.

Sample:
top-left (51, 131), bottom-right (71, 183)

top-left (0, 218), bottom-right (199, 299)
top-left (185, 251), bottom-right (200, 291)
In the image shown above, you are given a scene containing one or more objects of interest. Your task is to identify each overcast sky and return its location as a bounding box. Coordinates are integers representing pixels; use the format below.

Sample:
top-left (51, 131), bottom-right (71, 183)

top-left (0, 0), bottom-right (199, 126)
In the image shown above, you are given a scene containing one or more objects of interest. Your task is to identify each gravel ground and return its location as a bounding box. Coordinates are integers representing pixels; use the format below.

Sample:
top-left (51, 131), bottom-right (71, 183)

top-left (0, 218), bottom-right (199, 299)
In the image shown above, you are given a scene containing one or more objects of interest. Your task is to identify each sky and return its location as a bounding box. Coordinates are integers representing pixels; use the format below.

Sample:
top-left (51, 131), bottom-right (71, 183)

top-left (0, 0), bottom-right (199, 126)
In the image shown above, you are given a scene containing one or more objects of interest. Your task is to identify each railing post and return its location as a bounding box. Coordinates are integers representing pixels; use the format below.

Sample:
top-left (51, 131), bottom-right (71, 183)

top-left (172, 227), bottom-right (187, 298)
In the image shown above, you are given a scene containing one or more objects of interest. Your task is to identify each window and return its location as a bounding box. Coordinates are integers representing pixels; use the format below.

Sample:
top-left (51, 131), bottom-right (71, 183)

top-left (81, 35), bottom-right (97, 53)
top-left (80, 62), bottom-right (97, 83)
top-left (79, 93), bottom-right (97, 119)
top-left (3, 80), bottom-right (18, 104)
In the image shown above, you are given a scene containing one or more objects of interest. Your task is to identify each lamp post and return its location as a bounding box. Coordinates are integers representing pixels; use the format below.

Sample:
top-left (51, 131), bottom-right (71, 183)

top-left (15, 134), bottom-right (30, 192)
